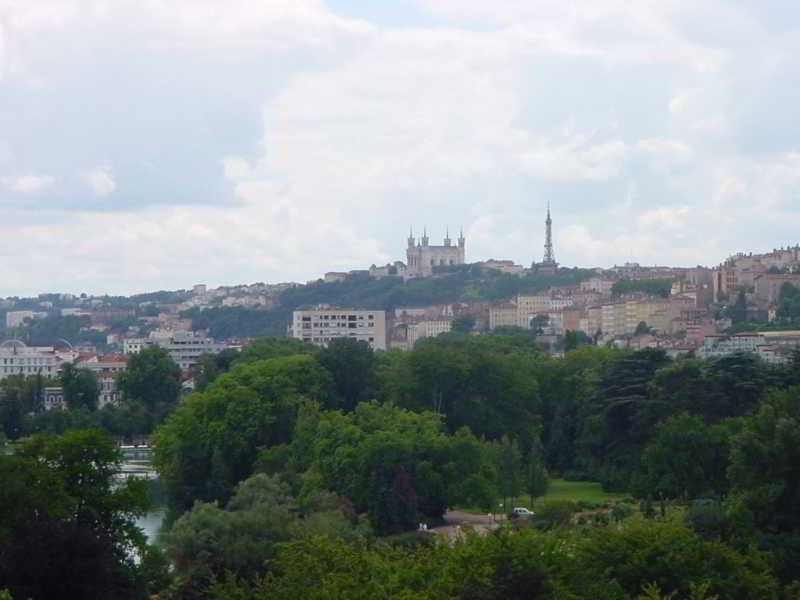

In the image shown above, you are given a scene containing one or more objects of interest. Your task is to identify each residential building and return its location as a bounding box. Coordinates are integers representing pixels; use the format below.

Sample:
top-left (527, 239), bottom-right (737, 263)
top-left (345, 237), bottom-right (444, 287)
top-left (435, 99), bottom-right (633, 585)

top-left (580, 276), bottom-right (616, 296)
top-left (5, 310), bottom-right (47, 329)
top-left (753, 273), bottom-right (800, 305)
top-left (123, 331), bottom-right (229, 371)
top-left (290, 308), bottom-right (387, 350)
top-left (149, 330), bottom-right (229, 371)
top-left (479, 259), bottom-right (525, 275)
top-left (43, 386), bottom-right (66, 411)
top-left (123, 338), bottom-right (147, 354)
top-left (489, 303), bottom-right (519, 330)
top-left (407, 320), bottom-right (452, 348)
top-left (323, 272), bottom-right (348, 283)
top-left (0, 342), bottom-right (61, 380)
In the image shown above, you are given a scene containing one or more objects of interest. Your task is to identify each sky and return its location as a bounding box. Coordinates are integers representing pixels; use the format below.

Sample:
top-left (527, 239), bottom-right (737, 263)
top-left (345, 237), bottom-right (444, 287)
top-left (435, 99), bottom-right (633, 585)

top-left (1, 0), bottom-right (800, 296)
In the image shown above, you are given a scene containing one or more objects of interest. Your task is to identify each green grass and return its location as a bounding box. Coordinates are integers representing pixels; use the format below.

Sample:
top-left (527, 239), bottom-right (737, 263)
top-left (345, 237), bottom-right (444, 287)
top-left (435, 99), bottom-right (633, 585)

top-left (535, 479), bottom-right (626, 506)
top-left (453, 479), bottom-right (627, 514)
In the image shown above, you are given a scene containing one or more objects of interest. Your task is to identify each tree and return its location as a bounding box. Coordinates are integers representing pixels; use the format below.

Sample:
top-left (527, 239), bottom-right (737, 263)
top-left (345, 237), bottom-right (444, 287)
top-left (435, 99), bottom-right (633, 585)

top-left (118, 345), bottom-right (181, 409)
top-left (727, 387), bottom-right (800, 580)
top-left (776, 282), bottom-right (800, 323)
top-left (578, 520), bottom-right (778, 599)
top-left (0, 430), bottom-right (167, 599)
top-left (634, 321), bottom-right (651, 336)
top-left (316, 338), bottom-right (375, 411)
top-left (451, 314), bottom-right (476, 333)
top-left (166, 474), bottom-right (295, 598)
top-left (60, 363), bottom-right (99, 411)
top-left (638, 413), bottom-right (730, 500)
top-left (525, 450), bottom-right (550, 506)
top-left (728, 291), bottom-right (748, 324)
top-left (153, 354), bottom-right (334, 509)
top-left (564, 330), bottom-right (592, 352)
top-left (494, 435), bottom-right (523, 510)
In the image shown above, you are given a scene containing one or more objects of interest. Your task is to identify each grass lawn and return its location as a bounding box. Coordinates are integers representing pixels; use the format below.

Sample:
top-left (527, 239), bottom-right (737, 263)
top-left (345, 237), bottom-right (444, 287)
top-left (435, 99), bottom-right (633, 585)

top-left (534, 479), bottom-right (626, 506)
top-left (454, 479), bottom-right (627, 514)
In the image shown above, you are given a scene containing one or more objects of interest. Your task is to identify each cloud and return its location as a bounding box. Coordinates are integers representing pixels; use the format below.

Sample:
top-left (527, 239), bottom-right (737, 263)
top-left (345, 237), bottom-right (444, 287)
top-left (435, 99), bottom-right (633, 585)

top-left (1, 174), bottom-right (55, 194)
top-left (83, 166), bottom-right (116, 196)
top-left (1, 1), bottom-right (800, 295)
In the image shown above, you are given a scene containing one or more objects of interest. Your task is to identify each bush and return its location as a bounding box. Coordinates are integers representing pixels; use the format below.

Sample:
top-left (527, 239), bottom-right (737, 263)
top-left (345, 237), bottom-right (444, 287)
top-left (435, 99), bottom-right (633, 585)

top-left (532, 501), bottom-right (578, 529)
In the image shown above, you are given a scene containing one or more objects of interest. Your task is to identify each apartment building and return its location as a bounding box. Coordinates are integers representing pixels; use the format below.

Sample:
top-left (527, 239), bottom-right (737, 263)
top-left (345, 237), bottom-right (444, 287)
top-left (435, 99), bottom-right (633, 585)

top-left (123, 331), bottom-right (229, 371)
top-left (0, 342), bottom-right (61, 380)
top-left (488, 303), bottom-right (519, 330)
top-left (290, 308), bottom-right (387, 350)
top-left (407, 320), bottom-right (453, 348)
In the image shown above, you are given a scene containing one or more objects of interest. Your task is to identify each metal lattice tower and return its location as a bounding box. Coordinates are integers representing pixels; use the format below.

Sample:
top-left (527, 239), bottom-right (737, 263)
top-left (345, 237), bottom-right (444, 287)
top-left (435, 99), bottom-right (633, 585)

top-left (543, 202), bottom-right (555, 264)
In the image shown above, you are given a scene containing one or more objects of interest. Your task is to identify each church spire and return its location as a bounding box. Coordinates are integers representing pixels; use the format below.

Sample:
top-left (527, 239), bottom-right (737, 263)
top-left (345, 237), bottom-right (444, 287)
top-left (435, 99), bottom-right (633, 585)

top-left (421, 226), bottom-right (429, 247)
top-left (408, 226), bottom-right (415, 248)
top-left (444, 227), bottom-right (451, 247)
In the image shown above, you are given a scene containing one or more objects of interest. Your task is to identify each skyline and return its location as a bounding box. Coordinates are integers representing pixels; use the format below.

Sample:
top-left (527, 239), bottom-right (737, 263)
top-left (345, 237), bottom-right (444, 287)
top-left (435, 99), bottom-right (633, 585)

top-left (2, 1), bottom-right (800, 296)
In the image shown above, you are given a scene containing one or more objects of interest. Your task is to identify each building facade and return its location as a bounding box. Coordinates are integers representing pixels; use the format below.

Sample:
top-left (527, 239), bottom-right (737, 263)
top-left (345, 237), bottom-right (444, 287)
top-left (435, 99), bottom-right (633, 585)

top-left (405, 229), bottom-right (465, 277)
top-left (0, 342), bottom-right (61, 380)
top-left (290, 308), bottom-right (387, 350)
top-left (407, 320), bottom-right (452, 348)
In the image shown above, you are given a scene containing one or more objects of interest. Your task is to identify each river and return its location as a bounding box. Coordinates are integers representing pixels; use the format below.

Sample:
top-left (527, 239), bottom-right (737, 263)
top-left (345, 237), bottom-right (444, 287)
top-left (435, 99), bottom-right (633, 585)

top-left (119, 449), bottom-right (166, 544)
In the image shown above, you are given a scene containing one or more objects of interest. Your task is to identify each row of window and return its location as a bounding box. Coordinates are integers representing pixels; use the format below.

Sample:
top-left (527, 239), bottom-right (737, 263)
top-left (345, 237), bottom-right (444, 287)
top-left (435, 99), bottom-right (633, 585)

top-left (300, 314), bottom-right (375, 321)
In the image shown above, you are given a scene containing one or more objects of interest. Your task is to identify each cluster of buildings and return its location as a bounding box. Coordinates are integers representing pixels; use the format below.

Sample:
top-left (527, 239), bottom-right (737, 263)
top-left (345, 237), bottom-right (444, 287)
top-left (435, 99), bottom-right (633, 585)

top-left (295, 211), bottom-right (800, 364)
top-left (0, 327), bottom-right (235, 411)
top-left (6, 207), bottom-right (800, 398)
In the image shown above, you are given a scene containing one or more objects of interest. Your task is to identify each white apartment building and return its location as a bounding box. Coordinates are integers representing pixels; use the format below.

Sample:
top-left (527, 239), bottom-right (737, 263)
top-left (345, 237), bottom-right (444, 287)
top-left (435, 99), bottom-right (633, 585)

top-left (150, 330), bottom-right (229, 371)
top-left (5, 310), bottom-right (47, 329)
top-left (123, 331), bottom-right (229, 371)
top-left (0, 343), bottom-right (61, 380)
top-left (291, 308), bottom-right (387, 350)
top-left (123, 338), bottom-right (147, 354)
top-left (407, 320), bottom-right (452, 348)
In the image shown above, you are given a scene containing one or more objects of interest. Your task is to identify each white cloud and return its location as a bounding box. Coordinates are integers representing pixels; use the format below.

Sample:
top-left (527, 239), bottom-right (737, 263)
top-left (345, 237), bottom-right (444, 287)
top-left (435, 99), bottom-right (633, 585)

top-left (1, 1), bottom-right (800, 294)
top-left (83, 166), bottom-right (116, 196)
top-left (518, 138), bottom-right (628, 181)
top-left (1, 174), bottom-right (54, 194)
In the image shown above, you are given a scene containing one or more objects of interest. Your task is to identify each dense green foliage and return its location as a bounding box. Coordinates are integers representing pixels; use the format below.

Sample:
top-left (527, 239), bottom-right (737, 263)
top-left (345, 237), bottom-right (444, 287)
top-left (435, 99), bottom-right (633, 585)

top-left (181, 266), bottom-right (594, 339)
top-left (611, 278), bottom-right (673, 298)
top-left (7, 328), bottom-right (800, 598)
top-left (0, 430), bottom-right (168, 599)
top-left (209, 520), bottom-right (778, 600)
top-left (776, 282), bottom-right (800, 324)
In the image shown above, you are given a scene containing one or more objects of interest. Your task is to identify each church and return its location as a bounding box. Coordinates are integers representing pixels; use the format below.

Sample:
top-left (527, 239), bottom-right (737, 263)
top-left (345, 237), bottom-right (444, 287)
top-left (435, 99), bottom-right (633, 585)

top-left (405, 228), bottom-right (465, 277)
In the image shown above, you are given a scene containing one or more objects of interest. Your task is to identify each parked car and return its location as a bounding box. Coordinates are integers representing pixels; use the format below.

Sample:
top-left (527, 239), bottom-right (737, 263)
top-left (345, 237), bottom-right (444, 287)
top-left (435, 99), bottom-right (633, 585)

top-left (511, 507), bottom-right (534, 517)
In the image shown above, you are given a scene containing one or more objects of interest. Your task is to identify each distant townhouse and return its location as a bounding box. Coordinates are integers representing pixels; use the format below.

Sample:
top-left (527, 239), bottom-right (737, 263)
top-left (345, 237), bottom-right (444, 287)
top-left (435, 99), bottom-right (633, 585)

top-left (78, 353), bottom-right (128, 408)
top-left (290, 308), bottom-right (387, 350)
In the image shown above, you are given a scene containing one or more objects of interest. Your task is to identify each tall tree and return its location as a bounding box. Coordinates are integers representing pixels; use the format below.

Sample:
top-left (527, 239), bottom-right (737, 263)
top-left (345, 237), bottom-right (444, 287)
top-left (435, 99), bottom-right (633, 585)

top-left (118, 345), bottom-right (181, 409)
top-left (60, 363), bottom-right (99, 411)
top-left (316, 337), bottom-right (376, 411)
top-left (1, 429), bottom-right (166, 599)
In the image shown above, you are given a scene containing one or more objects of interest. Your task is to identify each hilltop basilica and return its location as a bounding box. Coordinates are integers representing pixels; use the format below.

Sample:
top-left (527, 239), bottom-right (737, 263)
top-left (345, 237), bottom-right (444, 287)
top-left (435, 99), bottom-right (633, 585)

top-left (405, 228), bottom-right (466, 277)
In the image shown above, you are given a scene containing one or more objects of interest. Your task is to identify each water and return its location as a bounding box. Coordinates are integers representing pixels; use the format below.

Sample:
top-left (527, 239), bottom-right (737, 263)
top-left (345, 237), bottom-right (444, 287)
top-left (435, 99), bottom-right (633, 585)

top-left (120, 453), bottom-right (166, 544)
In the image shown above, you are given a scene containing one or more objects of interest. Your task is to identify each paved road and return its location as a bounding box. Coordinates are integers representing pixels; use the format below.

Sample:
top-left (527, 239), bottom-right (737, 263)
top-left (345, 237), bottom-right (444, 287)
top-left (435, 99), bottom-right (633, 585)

top-left (432, 510), bottom-right (502, 540)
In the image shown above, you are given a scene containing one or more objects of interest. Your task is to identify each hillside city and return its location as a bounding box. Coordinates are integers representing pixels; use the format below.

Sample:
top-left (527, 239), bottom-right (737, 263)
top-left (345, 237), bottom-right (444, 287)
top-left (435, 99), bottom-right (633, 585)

top-left (3, 209), bottom-right (800, 411)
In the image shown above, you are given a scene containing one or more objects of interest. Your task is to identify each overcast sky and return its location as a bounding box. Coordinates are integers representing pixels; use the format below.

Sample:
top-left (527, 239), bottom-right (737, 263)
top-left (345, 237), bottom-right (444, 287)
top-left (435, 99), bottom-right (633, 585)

top-left (1, 1), bottom-right (799, 296)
